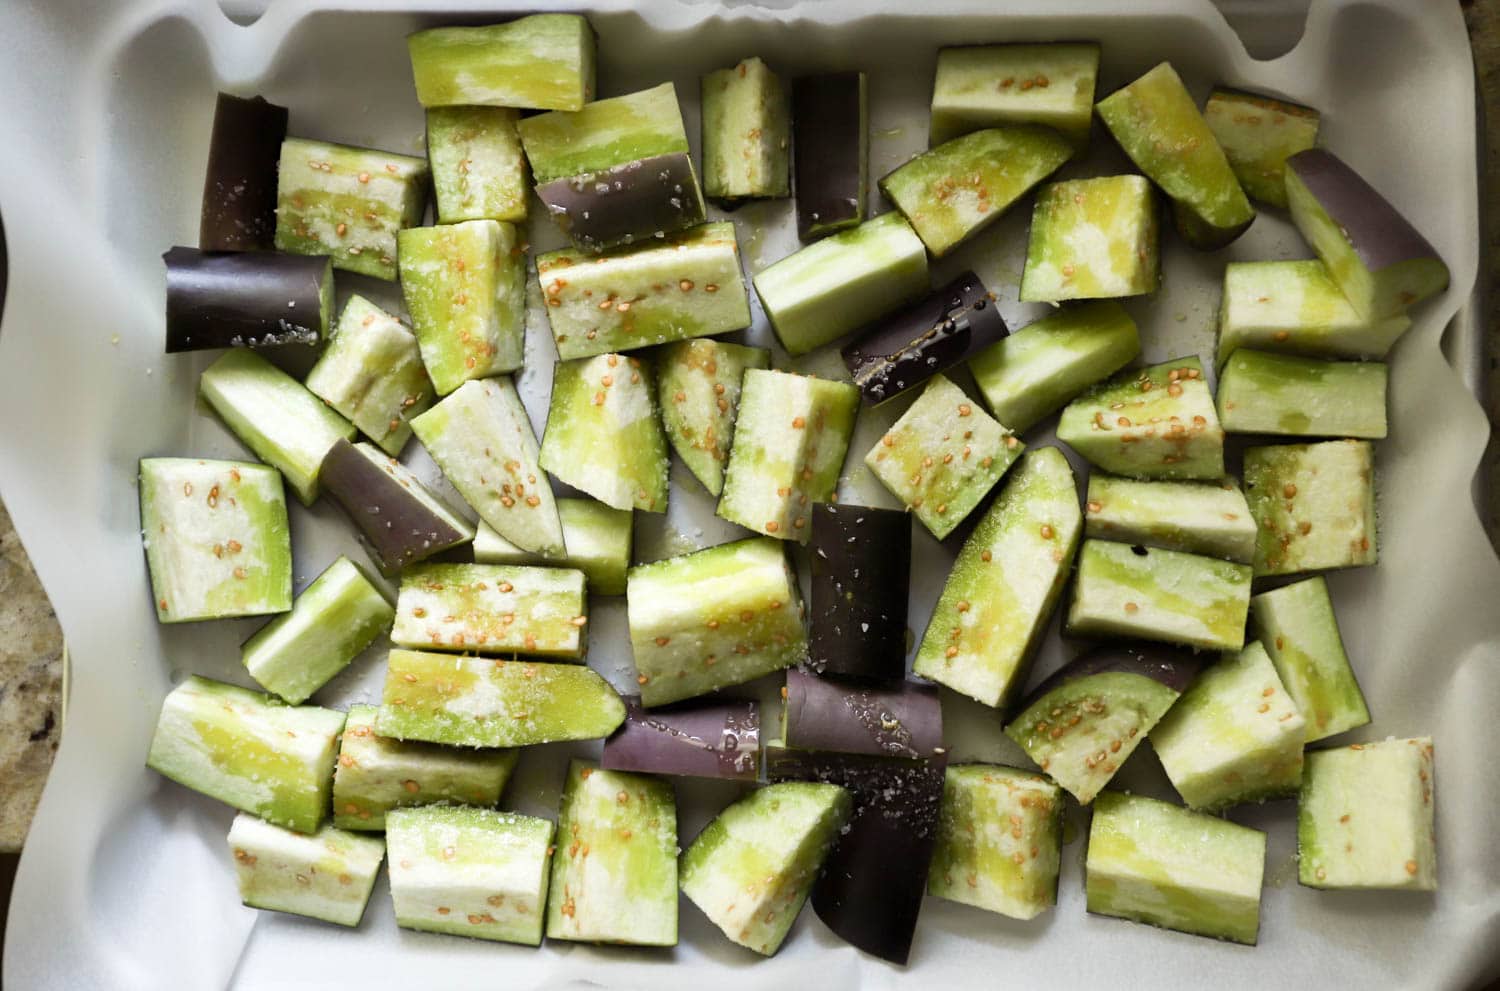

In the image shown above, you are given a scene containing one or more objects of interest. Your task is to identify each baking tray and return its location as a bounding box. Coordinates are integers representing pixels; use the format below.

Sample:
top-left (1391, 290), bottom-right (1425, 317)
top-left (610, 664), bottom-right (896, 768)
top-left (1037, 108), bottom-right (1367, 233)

top-left (1, 1), bottom-right (1497, 988)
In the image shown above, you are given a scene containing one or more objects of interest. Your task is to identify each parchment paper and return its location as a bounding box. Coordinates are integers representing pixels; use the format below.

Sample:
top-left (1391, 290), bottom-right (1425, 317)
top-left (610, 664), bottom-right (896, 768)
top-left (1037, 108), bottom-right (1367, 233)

top-left (0, 1), bottom-right (1496, 988)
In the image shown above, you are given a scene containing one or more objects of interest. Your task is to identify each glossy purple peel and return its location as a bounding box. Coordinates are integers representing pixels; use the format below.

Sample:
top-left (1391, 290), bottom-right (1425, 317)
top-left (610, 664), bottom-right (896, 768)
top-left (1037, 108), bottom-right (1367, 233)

top-left (841, 271), bottom-right (1007, 405)
top-left (602, 695), bottom-right (760, 781)
top-left (199, 93), bottom-right (288, 252)
top-left (793, 72), bottom-right (867, 241)
top-left (808, 503), bottom-right (910, 681)
top-left (163, 247), bottom-right (329, 352)
top-left (534, 151), bottom-right (707, 253)
top-left (784, 669), bottom-right (942, 760)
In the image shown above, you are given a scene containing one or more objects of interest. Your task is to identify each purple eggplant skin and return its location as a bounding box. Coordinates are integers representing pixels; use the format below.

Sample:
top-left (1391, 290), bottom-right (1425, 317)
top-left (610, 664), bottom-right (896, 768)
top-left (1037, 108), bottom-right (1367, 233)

top-left (808, 503), bottom-right (911, 681)
top-left (784, 669), bottom-right (942, 760)
top-left (199, 94), bottom-right (288, 252)
top-left (534, 151), bottom-right (706, 253)
top-left (793, 72), bottom-right (867, 241)
top-left (841, 271), bottom-right (1007, 405)
top-left (1015, 641), bottom-right (1202, 715)
top-left (163, 247), bottom-right (329, 353)
top-left (318, 439), bottom-right (470, 573)
top-left (765, 745), bottom-right (946, 965)
top-left (602, 695), bottom-right (760, 781)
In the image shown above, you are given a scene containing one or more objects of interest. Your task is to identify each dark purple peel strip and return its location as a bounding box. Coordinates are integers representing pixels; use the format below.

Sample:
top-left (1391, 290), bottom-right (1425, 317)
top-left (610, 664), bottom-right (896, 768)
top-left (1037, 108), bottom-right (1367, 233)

top-left (793, 72), bottom-right (866, 241)
top-left (602, 695), bottom-right (760, 781)
top-left (318, 439), bottom-right (472, 573)
top-left (199, 93), bottom-right (288, 252)
top-left (535, 151), bottom-right (707, 253)
top-left (1016, 641), bottom-right (1202, 714)
top-left (808, 503), bottom-right (910, 681)
top-left (765, 746), bottom-right (945, 966)
top-left (841, 270), bottom-right (1007, 404)
top-left (784, 669), bottom-right (942, 760)
top-left (1285, 148), bottom-right (1443, 275)
top-left (163, 247), bottom-right (329, 353)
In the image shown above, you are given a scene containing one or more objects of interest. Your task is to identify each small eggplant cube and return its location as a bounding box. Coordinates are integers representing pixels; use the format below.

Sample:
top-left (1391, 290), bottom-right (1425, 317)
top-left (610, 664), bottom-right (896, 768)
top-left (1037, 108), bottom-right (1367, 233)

top-left (393, 563), bottom-right (587, 660)
top-left (386, 807), bottom-right (556, 945)
top-left (474, 498), bottom-right (632, 596)
top-left (1057, 356), bottom-right (1223, 480)
top-left (1299, 738), bottom-right (1436, 891)
top-left (656, 339), bottom-right (770, 497)
top-left (929, 43), bottom-right (1100, 148)
top-left (1203, 88), bottom-right (1320, 208)
top-left (228, 814), bottom-right (385, 927)
top-left (139, 458), bottom-right (292, 622)
top-left (792, 71), bottom-right (868, 240)
top-left (927, 765), bottom-right (1063, 920)
top-left (1019, 176), bottom-right (1159, 303)
top-left (702, 57), bottom-right (791, 203)
top-left (1084, 475), bottom-right (1257, 564)
top-left (864, 374), bottom-right (1022, 540)
top-left (407, 14), bottom-right (596, 111)
top-left (540, 354), bottom-right (670, 513)
top-left (1217, 350), bottom-right (1388, 439)
top-left (1250, 577), bottom-right (1370, 742)
top-left (1151, 642), bottom-right (1306, 810)
top-left (305, 295), bottom-right (434, 456)
top-left (274, 137), bottom-right (428, 281)
top-left (1243, 439), bottom-right (1377, 576)
top-left (427, 107), bottom-right (530, 224)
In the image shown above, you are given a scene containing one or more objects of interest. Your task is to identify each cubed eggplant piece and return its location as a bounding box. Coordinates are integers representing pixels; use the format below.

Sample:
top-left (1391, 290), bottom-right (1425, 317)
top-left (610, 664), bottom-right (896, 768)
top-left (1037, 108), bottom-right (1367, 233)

top-left (227, 814), bottom-right (385, 927)
top-left (792, 72), bottom-right (867, 241)
top-left (1019, 176), bottom-right (1159, 302)
top-left (842, 270), bottom-right (1008, 406)
top-left (163, 247), bottom-right (331, 352)
top-left (602, 696), bottom-right (761, 782)
top-left (656, 339), bottom-right (770, 497)
top-left (407, 14), bottom-right (595, 111)
top-left (1243, 439), bottom-right (1377, 576)
top-left (702, 57), bottom-right (791, 204)
top-left (1217, 349), bottom-right (1388, 439)
top-left (199, 93), bottom-right (288, 251)
top-left (426, 107), bottom-right (530, 224)
top-left (1084, 474), bottom-right (1257, 563)
top-left (1285, 148), bottom-right (1450, 319)
top-left (1250, 576), bottom-right (1370, 742)
top-left (807, 503), bottom-right (910, 682)
top-left (929, 43), bottom-right (1100, 148)
top-left (1202, 88), bottom-right (1320, 208)
top-left (782, 669), bottom-right (942, 760)
top-left (392, 563), bottom-right (587, 660)
top-left (473, 498), bottom-right (631, 596)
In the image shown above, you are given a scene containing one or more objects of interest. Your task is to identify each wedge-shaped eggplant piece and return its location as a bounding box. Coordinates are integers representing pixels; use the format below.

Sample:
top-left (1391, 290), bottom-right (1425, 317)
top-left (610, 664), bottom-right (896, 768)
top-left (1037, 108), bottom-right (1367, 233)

top-left (407, 14), bottom-right (595, 111)
top-left (242, 556), bottom-right (393, 704)
top-left (754, 211), bottom-right (929, 357)
top-left (1217, 350), bottom-right (1388, 439)
top-left (1250, 577), bottom-right (1370, 742)
top-left (333, 705), bottom-right (517, 831)
top-left (1086, 791), bottom-right (1265, 944)
top-left (702, 57), bottom-right (791, 203)
top-left (537, 222), bottom-right (752, 361)
top-left (398, 220), bottom-right (525, 396)
top-left (1216, 260), bottom-right (1412, 366)
top-left (164, 247), bottom-right (331, 352)
top-left (865, 374), bottom-right (1023, 540)
top-left (927, 764), bottom-right (1063, 921)
top-left (680, 781), bottom-right (851, 957)
top-left (1285, 148), bottom-right (1450, 320)
top-left (1151, 642), bottom-right (1305, 810)
top-left (764, 747), bottom-right (945, 965)
top-left (881, 126), bottom-right (1071, 257)
top-left (1203, 88), bottom-right (1319, 208)
top-left (1243, 439), bottom-right (1376, 576)
top-left (200, 349), bottom-right (357, 505)
top-left (912, 447), bottom-right (1081, 709)
top-left (929, 43), bottom-right (1100, 148)
top-left (626, 537), bottom-right (807, 708)
top-left (968, 300), bottom-right (1140, 434)
top-left (411, 378), bottom-right (564, 557)
top-left (392, 563), bottom-right (587, 660)
top-left (139, 458), bottom-right (292, 622)
top-left (146, 676), bottom-right (345, 834)
top-left (520, 83), bottom-right (706, 251)
top-left (228, 814), bottom-right (385, 927)
top-left (842, 271), bottom-right (1007, 405)
top-left (1299, 738), bottom-right (1436, 890)
top-left (1066, 540), bottom-right (1251, 651)
top-left (718, 370), bottom-right (859, 542)
top-left (546, 760), bottom-right (678, 946)
top-left (657, 339), bottom-right (770, 497)
top-left (474, 498), bottom-right (632, 596)
top-left (1097, 63), bottom-right (1255, 249)
top-left (1084, 475), bottom-right (1256, 563)
top-left (540, 354), bottom-right (670, 513)
top-left (602, 696), bottom-right (760, 781)
top-left (274, 137), bottom-right (428, 281)
top-left (427, 107), bottom-right (529, 224)
top-left (386, 807), bottom-right (555, 945)
top-left (200, 93), bottom-right (287, 251)
top-left (1019, 176), bottom-right (1159, 302)
top-left (376, 649), bottom-right (624, 748)
top-left (807, 503), bottom-right (909, 682)
top-left (305, 295), bottom-right (434, 456)
top-left (318, 440), bottom-right (475, 574)
top-left (783, 669), bottom-right (942, 759)
top-left (1003, 644), bottom-right (1198, 804)
top-left (793, 72), bottom-right (867, 240)
top-left (1057, 356), bottom-right (1224, 480)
